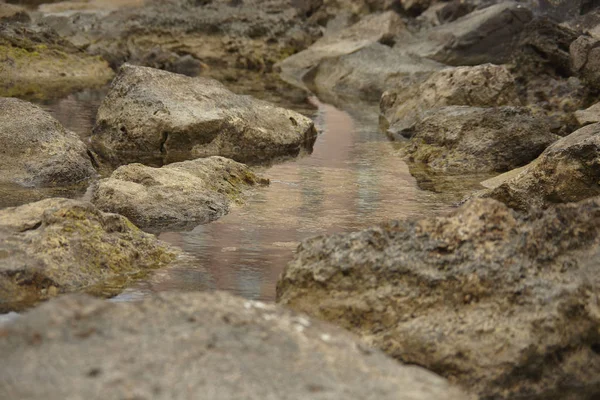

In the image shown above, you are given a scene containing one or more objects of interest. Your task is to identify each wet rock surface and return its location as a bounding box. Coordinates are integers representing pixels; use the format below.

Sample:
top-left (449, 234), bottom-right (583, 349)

top-left (0, 198), bottom-right (176, 312)
top-left (277, 197), bottom-right (600, 400)
top-left (91, 64), bottom-right (317, 166)
top-left (0, 22), bottom-right (113, 99)
top-left (380, 64), bottom-right (521, 137)
top-left (0, 291), bottom-right (470, 400)
top-left (0, 97), bottom-right (96, 188)
top-left (476, 122), bottom-right (600, 211)
top-left (91, 157), bottom-right (268, 231)
top-left (402, 106), bottom-right (558, 173)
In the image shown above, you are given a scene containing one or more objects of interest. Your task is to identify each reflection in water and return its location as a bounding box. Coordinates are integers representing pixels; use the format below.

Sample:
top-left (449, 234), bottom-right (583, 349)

top-left (115, 100), bottom-right (453, 302)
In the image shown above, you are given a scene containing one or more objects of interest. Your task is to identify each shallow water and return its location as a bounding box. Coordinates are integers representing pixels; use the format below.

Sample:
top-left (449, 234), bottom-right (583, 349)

top-left (24, 87), bottom-right (477, 303)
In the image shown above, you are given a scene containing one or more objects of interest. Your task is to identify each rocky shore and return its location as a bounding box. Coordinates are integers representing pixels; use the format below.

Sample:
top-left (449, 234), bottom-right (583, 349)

top-left (1, 0), bottom-right (600, 398)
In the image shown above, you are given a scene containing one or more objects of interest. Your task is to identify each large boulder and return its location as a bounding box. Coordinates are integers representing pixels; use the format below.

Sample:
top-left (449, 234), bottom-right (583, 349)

top-left (91, 157), bottom-right (269, 231)
top-left (277, 197), bottom-right (600, 400)
top-left (0, 23), bottom-right (113, 99)
top-left (398, 2), bottom-right (533, 66)
top-left (0, 98), bottom-right (96, 188)
top-left (401, 106), bottom-right (558, 173)
top-left (276, 11), bottom-right (410, 91)
top-left (477, 122), bottom-right (600, 211)
top-left (0, 291), bottom-right (470, 400)
top-left (91, 64), bottom-right (317, 166)
top-left (0, 198), bottom-right (176, 313)
top-left (306, 43), bottom-right (442, 102)
top-left (380, 64), bottom-right (521, 137)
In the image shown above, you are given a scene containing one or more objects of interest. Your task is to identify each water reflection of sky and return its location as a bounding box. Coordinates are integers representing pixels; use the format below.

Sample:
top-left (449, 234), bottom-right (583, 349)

top-left (115, 99), bottom-right (453, 302)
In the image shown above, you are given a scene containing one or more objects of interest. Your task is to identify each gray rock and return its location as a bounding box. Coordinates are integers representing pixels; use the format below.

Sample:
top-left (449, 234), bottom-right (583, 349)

top-left (277, 197), bottom-right (600, 400)
top-left (0, 291), bottom-right (470, 400)
top-left (0, 198), bottom-right (176, 313)
top-left (380, 64), bottom-right (521, 137)
top-left (307, 43), bottom-right (443, 102)
top-left (91, 64), bottom-right (317, 166)
top-left (570, 34), bottom-right (600, 91)
top-left (91, 156), bottom-right (269, 231)
top-left (0, 98), bottom-right (96, 188)
top-left (476, 122), bottom-right (600, 211)
top-left (277, 11), bottom-right (411, 91)
top-left (402, 106), bottom-right (558, 173)
top-left (399, 2), bottom-right (533, 66)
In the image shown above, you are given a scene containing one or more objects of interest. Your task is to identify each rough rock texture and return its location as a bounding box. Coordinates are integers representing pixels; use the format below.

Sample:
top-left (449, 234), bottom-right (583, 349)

top-left (307, 43), bottom-right (443, 101)
top-left (91, 65), bottom-right (317, 166)
top-left (277, 11), bottom-right (410, 90)
top-left (0, 292), bottom-right (470, 400)
top-left (277, 197), bottom-right (600, 400)
top-left (380, 64), bottom-right (521, 137)
top-left (398, 2), bottom-right (533, 66)
top-left (38, 0), bottom-right (322, 74)
top-left (477, 122), bottom-right (600, 211)
top-left (536, 0), bottom-right (600, 22)
top-left (0, 3), bottom-right (30, 23)
top-left (0, 198), bottom-right (176, 313)
top-left (575, 101), bottom-right (600, 125)
top-left (0, 22), bottom-right (113, 99)
top-left (0, 98), bottom-right (96, 188)
top-left (402, 106), bottom-right (558, 173)
top-left (91, 157), bottom-right (269, 230)
top-left (570, 34), bottom-right (600, 91)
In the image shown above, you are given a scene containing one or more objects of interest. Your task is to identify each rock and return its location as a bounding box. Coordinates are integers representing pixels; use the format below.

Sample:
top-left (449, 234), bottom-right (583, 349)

top-left (91, 64), bottom-right (317, 166)
top-left (277, 11), bottom-right (410, 90)
top-left (380, 64), bottom-right (521, 137)
top-left (575, 101), bottom-right (600, 125)
top-left (400, 0), bottom-right (433, 15)
top-left (477, 122), bottom-right (600, 211)
top-left (306, 43), bottom-right (443, 102)
top-left (570, 34), bottom-right (600, 91)
top-left (91, 157), bottom-right (268, 231)
top-left (535, 0), bottom-right (600, 22)
top-left (277, 197), bottom-right (600, 399)
top-left (0, 198), bottom-right (176, 313)
top-left (0, 292), bottom-right (470, 400)
top-left (0, 98), bottom-right (96, 188)
top-left (0, 3), bottom-right (29, 23)
top-left (399, 2), bottom-right (533, 66)
top-left (0, 22), bottom-right (114, 99)
top-left (401, 106), bottom-right (558, 173)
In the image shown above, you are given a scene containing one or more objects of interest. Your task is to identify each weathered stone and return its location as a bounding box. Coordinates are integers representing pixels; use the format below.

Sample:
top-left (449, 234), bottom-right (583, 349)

top-left (380, 64), bottom-right (521, 137)
top-left (398, 2), bottom-right (533, 66)
top-left (277, 197), bottom-right (600, 400)
top-left (570, 34), bottom-right (600, 91)
top-left (575, 101), bottom-right (600, 125)
top-left (277, 11), bottom-right (410, 90)
top-left (535, 0), bottom-right (600, 22)
top-left (91, 157), bottom-right (268, 231)
top-left (91, 64), bottom-right (317, 166)
top-left (0, 292), bottom-right (470, 400)
top-left (0, 98), bottom-right (96, 188)
top-left (0, 23), bottom-right (113, 99)
top-left (0, 3), bottom-right (29, 23)
top-left (0, 198), bottom-right (176, 313)
top-left (477, 122), bottom-right (600, 210)
top-left (402, 106), bottom-right (558, 173)
top-left (307, 43), bottom-right (443, 101)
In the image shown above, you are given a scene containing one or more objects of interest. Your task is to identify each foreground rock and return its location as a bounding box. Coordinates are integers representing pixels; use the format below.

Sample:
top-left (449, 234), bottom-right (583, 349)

top-left (0, 292), bottom-right (469, 400)
top-left (0, 22), bottom-right (113, 99)
top-left (277, 197), bottom-right (600, 399)
top-left (277, 11), bottom-right (410, 91)
top-left (402, 106), bottom-right (558, 173)
top-left (91, 65), bottom-right (317, 166)
top-left (380, 64), bottom-right (521, 137)
top-left (477, 122), bottom-right (600, 211)
top-left (0, 98), bottom-right (96, 188)
top-left (0, 198), bottom-right (176, 312)
top-left (91, 157), bottom-right (268, 231)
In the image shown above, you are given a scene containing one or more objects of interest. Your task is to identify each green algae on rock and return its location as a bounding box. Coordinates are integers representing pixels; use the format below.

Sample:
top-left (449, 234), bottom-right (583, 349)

top-left (91, 156), bottom-right (269, 231)
top-left (0, 198), bottom-right (177, 312)
top-left (0, 291), bottom-right (470, 400)
top-left (277, 197), bottom-right (600, 399)
top-left (0, 22), bottom-right (113, 100)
